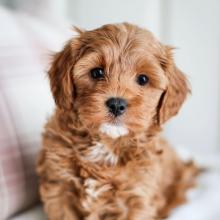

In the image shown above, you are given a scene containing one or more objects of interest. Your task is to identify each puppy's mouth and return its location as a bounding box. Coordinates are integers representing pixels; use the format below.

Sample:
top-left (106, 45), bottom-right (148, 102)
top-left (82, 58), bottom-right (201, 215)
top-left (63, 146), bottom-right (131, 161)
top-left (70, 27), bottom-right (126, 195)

top-left (99, 122), bottom-right (129, 139)
top-left (98, 106), bottom-right (129, 139)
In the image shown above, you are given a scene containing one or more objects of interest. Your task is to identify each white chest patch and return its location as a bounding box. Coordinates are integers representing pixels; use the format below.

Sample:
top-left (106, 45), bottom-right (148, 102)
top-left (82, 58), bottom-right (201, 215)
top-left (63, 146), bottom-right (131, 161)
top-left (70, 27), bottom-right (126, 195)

top-left (84, 142), bottom-right (118, 165)
top-left (99, 123), bottom-right (128, 139)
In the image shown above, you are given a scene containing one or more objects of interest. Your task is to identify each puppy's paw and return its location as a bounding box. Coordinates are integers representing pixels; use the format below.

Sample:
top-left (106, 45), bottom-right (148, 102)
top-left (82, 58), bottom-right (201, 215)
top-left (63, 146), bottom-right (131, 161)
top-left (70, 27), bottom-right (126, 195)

top-left (82, 178), bottom-right (112, 210)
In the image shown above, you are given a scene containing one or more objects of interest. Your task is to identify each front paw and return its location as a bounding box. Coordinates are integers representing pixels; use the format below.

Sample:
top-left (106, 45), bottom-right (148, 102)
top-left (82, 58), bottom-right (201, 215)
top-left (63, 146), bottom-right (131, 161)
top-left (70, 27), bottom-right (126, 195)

top-left (82, 178), bottom-right (113, 211)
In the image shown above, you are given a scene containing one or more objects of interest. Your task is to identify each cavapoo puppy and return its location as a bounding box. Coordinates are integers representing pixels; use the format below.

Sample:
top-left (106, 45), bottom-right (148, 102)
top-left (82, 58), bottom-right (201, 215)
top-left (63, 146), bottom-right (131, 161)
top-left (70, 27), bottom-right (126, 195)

top-left (37, 23), bottom-right (198, 220)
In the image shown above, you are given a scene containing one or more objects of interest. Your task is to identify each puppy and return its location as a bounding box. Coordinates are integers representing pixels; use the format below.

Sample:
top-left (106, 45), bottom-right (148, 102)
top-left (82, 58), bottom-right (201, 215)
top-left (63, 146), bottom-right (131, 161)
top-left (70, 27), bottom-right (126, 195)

top-left (37, 23), bottom-right (197, 220)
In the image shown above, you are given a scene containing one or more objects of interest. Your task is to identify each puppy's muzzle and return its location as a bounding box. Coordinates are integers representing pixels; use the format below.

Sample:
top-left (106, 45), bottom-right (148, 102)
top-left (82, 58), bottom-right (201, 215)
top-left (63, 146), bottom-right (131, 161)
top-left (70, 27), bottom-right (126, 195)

top-left (105, 97), bottom-right (127, 117)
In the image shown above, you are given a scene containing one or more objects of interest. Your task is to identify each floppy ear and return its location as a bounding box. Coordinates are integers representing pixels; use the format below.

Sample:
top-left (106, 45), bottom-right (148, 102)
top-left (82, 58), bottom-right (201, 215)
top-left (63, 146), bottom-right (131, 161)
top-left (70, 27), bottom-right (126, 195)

top-left (48, 38), bottom-right (82, 110)
top-left (157, 46), bottom-right (190, 124)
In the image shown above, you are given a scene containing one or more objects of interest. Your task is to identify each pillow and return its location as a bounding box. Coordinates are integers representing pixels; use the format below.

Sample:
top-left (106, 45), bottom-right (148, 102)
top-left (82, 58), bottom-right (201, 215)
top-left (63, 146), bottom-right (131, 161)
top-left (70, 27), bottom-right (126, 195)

top-left (0, 6), bottom-right (72, 219)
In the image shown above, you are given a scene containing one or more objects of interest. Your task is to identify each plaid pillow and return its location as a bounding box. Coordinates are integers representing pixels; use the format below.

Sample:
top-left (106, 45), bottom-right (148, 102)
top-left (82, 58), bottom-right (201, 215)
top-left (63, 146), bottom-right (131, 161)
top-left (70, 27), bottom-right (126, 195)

top-left (0, 6), bottom-right (72, 219)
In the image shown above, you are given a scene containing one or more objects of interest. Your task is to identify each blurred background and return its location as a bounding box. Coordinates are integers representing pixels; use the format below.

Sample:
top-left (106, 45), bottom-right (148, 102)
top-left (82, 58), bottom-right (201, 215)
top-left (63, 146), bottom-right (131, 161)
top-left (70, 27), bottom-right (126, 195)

top-left (0, 0), bottom-right (220, 220)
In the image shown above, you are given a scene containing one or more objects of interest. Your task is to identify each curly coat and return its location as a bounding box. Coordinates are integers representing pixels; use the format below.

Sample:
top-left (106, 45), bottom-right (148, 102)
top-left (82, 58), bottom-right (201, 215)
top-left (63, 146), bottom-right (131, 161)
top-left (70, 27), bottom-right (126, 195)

top-left (37, 23), bottom-right (197, 220)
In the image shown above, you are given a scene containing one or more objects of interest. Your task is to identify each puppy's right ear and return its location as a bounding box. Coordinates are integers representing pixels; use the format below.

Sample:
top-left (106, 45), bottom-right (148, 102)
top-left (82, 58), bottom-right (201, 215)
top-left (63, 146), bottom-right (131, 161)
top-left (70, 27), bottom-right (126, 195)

top-left (48, 37), bottom-right (83, 110)
top-left (157, 46), bottom-right (190, 124)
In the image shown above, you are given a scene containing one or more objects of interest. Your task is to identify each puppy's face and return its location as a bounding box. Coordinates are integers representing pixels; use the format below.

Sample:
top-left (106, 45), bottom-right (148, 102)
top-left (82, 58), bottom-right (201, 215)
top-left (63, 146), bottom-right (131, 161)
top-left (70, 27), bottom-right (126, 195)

top-left (49, 23), bottom-right (189, 138)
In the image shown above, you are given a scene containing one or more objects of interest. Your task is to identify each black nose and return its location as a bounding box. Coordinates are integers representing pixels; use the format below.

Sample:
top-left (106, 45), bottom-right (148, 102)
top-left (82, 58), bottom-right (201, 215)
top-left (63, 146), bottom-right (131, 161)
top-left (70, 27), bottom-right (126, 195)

top-left (105, 97), bottom-right (127, 117)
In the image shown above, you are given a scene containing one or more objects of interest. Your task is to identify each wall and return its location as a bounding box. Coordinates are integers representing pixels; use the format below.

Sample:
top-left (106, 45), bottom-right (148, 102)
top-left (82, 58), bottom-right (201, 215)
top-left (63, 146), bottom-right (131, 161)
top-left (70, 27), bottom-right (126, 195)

top-left (68, 0), bottom-right (161, 37)
top-left (162, 0), bottom-right (220, 152)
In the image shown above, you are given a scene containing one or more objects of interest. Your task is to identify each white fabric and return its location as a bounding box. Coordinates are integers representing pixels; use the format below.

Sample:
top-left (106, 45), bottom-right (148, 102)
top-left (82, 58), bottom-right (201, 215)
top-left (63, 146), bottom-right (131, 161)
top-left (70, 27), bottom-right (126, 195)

top-left (168, 148), bottom-right (220, 220)
top-left (169, 170), bottom-right (220, 220)
top-left (10, 205), bottom-right (46, 220)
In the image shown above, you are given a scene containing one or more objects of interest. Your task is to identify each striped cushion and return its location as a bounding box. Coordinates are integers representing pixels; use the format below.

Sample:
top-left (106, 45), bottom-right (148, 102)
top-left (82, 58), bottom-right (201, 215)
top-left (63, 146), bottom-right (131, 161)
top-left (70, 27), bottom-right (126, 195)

top-left (0, 6), bottom-right (72, 219)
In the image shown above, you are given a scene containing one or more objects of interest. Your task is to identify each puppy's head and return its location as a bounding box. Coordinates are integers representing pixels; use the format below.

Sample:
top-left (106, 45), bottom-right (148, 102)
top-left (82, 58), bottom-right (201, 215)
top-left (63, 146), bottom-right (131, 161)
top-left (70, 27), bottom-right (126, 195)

top-left (48, 23), bottom-right (189, 139)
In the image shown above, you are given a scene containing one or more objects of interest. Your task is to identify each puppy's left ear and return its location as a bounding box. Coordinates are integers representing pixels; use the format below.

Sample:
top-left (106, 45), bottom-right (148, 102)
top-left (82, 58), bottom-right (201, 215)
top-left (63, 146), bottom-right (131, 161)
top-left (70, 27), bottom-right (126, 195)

top-left (48, 37), bottom-right (83, 110)
top-left (157, 46), bottom-right (190, 124)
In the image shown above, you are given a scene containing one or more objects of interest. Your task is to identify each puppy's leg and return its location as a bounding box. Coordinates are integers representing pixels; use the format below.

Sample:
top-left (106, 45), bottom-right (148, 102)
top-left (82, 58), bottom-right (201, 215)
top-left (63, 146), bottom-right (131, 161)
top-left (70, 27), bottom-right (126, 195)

top-left (157, 139), bottom-right (199, 217)
top-left (125, 196), bottom-right (157, 220)
top-left (84, 192), bottom-right (157, 220)
top-left (160, 160), bottom-right (198, 218)
top-left (37, 148), bottom-right (84, 220)
top-left (40, 181), bottom-right (81, 220)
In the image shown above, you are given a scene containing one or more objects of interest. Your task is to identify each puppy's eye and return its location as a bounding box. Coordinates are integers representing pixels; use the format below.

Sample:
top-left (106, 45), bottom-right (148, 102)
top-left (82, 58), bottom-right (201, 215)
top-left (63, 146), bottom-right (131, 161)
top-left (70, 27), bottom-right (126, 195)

top-left (136, 74), bottom-right (149, 86)
top-left (90, 68), bottom-right (105, 80)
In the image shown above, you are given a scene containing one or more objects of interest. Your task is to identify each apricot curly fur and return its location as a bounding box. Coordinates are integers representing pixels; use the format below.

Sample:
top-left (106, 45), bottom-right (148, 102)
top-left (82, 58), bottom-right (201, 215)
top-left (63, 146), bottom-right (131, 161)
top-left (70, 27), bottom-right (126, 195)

top-left (37, 23), bottom-right (198, 220)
